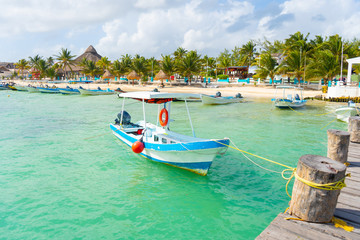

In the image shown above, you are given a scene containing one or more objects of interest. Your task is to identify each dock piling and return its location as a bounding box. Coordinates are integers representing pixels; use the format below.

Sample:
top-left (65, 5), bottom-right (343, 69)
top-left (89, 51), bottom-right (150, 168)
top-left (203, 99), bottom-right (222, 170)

top-left (327, 129), bottom-right (350, 163)
top-left (348, 116), bottom-right (360, 143)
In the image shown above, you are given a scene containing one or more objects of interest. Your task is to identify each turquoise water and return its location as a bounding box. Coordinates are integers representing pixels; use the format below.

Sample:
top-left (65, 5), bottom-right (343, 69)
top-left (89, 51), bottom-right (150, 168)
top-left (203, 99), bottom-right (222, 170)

top-left (0, 90), bottom-right (347, 239)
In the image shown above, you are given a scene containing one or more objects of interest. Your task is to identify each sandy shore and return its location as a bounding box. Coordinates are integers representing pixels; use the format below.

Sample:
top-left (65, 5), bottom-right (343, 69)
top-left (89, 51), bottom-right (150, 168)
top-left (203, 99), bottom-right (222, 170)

top-left (12, 80), bottom-right (322, 99)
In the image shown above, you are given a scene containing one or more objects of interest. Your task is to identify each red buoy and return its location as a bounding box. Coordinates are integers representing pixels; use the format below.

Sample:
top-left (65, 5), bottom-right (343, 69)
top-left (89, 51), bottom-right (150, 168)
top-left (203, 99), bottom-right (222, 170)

top-left (132, 141), bottom-right (144, 154)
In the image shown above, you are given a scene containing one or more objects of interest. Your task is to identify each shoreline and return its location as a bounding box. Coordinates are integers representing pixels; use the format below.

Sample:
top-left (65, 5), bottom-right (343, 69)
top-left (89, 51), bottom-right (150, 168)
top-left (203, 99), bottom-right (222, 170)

top-left (10, 79), bottom-right (323, 99)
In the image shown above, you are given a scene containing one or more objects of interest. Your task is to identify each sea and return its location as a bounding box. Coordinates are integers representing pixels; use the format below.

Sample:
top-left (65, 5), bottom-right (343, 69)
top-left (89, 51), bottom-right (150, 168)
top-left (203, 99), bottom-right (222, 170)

top-left (0, 90), bottom-right (347, 239)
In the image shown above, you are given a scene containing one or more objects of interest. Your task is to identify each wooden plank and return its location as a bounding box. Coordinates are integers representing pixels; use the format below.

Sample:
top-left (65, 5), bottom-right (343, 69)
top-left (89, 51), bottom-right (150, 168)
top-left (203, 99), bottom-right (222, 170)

top-left (337, 192), bottom-right (360, 209)
top-left (257, 213), bottom-right (360, 239)
top-left (341, 185), bottom-right (360, 197)
top-left (334, 208), bottom-right (360, 225)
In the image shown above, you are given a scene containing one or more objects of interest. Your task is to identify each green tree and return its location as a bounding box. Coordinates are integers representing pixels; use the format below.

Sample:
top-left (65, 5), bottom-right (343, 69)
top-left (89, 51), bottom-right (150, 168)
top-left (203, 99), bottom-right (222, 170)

top-left (36, 59), bottom-right (49, 80)
top-left (55, 48), bottom-right (76, 79)
top-left (176, 50), bottom-right (201, 85)
top-left (96, 56), bottom-right (112, 74)
top-left (279, 50), bottom-right (303, 85)
top-left (306, 50), bottom-right (340, 84)
top-left (81, 60), bottom-right (102, 79)
top-left (111, 59), bottom-right (127, 79)
top-left (15, 59), bottom-right (29, 78)
top-left (131, 55), bottom-right (148, 85)
top-left (254, 53), bottom-right (280, 86)
top-left (173, 47), bottom-right (188, 60)
top-left (240, 40), bottom-right (257, 77)
top-left (160, 55), bottom-right (175, 85)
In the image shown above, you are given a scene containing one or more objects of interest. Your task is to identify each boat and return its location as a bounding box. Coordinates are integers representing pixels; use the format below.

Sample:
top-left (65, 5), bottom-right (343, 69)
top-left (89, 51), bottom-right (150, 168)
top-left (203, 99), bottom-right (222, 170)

top-left (201, 92), bottom-right (244, 105)
top-left (335, 101), bottom-right (360, 123)
top-left (24, 85), bottom-right (40, 93)
top-left (272, 86), bottom-right (307, 108)
top-left (37, 85), bottom-right (60, 93)
top-left (58, 86), bottom-right (80, 94)
top-left (0, 82), bottom-right (8, 90)
top-left (110, 91), bottom-right (230, 176)
top-left (13, 85), bottom-right (28, 91)
top-left (78, 87), bottom-right (116, 95)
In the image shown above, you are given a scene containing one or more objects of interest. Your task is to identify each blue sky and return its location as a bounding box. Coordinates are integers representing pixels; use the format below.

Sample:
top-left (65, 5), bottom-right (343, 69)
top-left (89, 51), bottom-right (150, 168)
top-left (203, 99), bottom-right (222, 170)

top-left (1, 0), bottom-right (360, 62)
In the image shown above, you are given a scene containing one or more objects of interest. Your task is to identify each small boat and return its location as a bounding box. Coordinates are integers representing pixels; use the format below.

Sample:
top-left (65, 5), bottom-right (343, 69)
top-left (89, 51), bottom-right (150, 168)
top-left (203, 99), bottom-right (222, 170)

top-left (37, 85), bottom-right (60, 93)
top-left (272, 86), bottom-right (307, 108)
top-left (13, 85), bottom-right (28, 91)
top-left (58, 86), bottom-right (80, 94)
top-left (0, 82), bottom-right (8, 90)
top-left (25, 85), bottom-right (40, 93)
top-left (335, 101), bottom-right (360, 123)
top-left (201, 92), bottom-right (243, 105)
top-left (110, 92), bottom-right (229, 176)
top-left (78, 87), bottom-right (115, 95)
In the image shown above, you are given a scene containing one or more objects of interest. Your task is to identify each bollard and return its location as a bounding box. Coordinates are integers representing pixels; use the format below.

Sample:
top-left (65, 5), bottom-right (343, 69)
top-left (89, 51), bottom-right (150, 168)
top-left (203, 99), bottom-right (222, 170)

top-left (348, 116), bottom-right (360, 143)
top-left (289, 155), bottom-right (346, 222)
top-left (327, 129), bottom-right (350, 163)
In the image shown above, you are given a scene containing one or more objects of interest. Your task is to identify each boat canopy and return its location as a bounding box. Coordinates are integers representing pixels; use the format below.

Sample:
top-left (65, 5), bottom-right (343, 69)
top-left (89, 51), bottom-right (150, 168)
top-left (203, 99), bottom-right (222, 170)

top-left (118, 92), bottom-right (200, 101)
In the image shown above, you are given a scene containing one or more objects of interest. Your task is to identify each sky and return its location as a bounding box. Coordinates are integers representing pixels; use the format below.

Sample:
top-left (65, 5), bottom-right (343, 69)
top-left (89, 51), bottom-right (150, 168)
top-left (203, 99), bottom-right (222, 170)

top-left (1, 0), bottom-right (360, 62)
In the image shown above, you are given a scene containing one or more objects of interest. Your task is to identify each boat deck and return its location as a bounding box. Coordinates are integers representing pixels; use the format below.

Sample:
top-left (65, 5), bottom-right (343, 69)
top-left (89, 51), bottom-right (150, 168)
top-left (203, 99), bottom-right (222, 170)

top-left (257, 142), bottom-right (360, 239)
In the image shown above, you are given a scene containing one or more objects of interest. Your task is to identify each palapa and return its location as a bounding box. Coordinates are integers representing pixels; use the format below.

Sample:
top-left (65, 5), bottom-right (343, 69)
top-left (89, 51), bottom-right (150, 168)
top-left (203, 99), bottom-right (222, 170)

top-left (102, 69), bottom-right (114, 79)
top-left (127, 70), bottom-right (140, 80)
top-left (154, 70), bottom-right (169, 80)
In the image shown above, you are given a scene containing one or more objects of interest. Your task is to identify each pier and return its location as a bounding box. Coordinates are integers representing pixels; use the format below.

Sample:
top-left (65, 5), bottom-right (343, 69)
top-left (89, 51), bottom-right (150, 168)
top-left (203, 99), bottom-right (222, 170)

top-left (257, 142), bottom-right (360, 239)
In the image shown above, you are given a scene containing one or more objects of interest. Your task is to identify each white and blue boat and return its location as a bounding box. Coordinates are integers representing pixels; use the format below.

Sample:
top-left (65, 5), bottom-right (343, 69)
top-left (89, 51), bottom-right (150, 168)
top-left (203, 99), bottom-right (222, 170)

top-left (335, 101), bottom-right (360, 123)
top-left (78, 87), bottom-right (115, 95)
top-left (58, 86), bottom-right (80, 94)
top-left (110, 92), bottom-right (230, 176)
top-left (37, 85), bottom-right (60, 93)
top-left (272, 86), bottom-right (307, 108)
top-left (24, 85), bottom-right (40, 92)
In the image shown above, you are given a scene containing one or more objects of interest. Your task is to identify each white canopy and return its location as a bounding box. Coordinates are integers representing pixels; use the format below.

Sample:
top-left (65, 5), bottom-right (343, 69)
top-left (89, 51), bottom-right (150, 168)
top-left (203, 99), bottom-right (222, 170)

top-left (346, 57), bottom-right (360, 83)
top-left (118, 91), bottom-right (201, 100)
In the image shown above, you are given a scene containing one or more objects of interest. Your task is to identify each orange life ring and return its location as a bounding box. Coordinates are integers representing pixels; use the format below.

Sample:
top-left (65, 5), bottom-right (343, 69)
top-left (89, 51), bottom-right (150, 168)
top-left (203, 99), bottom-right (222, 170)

top-left (159, 108), bottom-right (169, 127)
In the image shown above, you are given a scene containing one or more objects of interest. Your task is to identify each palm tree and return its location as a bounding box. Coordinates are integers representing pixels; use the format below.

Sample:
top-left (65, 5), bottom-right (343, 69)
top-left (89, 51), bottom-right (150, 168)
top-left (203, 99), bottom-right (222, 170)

top-left (306, 50), bottom-right (340, 84)
top-left (147, 57), bottom-right (159, 80)
top-left (55, 48), bottom-right (76, 79)
top-left (160, 55), bottom-right (175, 85)
top-left (28, 55), bottom-right (43, 79)
top-left (176, 51), bottom-right (201, 85)
top-left (173, 47), bottom-right (188, 60)
top-left (111, 59), bottom-right (127, 79)
top-left (96, 56), bottom-right (112, 75)
top-left (240, 40), bottom-right (257, 77)
top-left (254, 53), bottom-right (280, 86)
top-left (15, 59), bottom-right (29, 78)
top-left (131, 56), bottom-right (148, 84)
top-left (279, 50), bottom-right (303, 85)
top-left (35, 59), bottom-right (49, 80)
top-left (81, 60), bottom-right (102, 79)
top-left (46, 66), bottom-right (57, 80)
top-left (47, 57), bottom-right (54, 66)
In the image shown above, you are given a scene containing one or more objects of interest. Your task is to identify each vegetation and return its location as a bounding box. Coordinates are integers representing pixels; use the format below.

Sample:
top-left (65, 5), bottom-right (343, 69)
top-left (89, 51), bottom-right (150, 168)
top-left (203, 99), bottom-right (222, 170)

top-left (11, 32), bottom-right (360, 84)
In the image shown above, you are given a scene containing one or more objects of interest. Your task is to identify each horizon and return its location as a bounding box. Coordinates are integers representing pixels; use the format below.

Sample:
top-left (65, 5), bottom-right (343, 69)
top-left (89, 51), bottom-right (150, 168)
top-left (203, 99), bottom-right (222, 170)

top-left (1, 0), bottom-right (360, 62)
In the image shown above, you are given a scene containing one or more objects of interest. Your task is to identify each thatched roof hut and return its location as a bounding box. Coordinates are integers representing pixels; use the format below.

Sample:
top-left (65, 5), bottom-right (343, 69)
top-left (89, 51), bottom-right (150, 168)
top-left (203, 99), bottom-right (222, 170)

top-left (0, 66), bottom-right (10, 72)
top-left (127, 70), bottom-right (140, 80)
top-left (61, 45), bottom-right (102, 73)
top-left (102, 69), bottom-right (114, 79)
top-left (154, 70), bottom-right (169, 80)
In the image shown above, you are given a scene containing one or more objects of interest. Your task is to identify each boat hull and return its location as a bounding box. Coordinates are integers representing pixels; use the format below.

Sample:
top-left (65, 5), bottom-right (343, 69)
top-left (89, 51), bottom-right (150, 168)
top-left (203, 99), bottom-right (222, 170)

top-left (58, 88), bottom-right (80, 94)
top-left (79, 89), bottom-right (115, 95)
top-left (201, 94), bottom-right (243, 105)
top-left (13, 86), bottom-right (28, 91)
top-left (335, 107), bottom-right (360, 123)
top-left (25, 86), bottom-right (40, 92)
top-left (37, 87), bottom-right (60, 93)
top-left (274, 99), bottom-right (307, 108)
top-left (110, 124), bottom-right (229, 175)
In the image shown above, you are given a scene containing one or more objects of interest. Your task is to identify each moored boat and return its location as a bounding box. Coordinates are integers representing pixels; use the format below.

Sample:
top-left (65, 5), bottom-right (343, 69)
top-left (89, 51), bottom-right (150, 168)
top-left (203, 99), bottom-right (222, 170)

top-left (110, 92), bottom-right (229, 176)
top-left (272, 86), bottom-right (307, 108)
top-left (79, 87), bottom-right (115, 95)
top-left (335, 101), bottom-right (360, 123)
top-left (25, 85), bottom-right (40, 93)
top-left (201, 92), bottom-right (243, 105)
top-left (37, 85), bottom-right (60, 93)
top-left (0, 82), bottom-right (8, 90)
top-left (13, 85), bottom-right (28, 91)
top-left (58, 86), bottom-right (80, 94)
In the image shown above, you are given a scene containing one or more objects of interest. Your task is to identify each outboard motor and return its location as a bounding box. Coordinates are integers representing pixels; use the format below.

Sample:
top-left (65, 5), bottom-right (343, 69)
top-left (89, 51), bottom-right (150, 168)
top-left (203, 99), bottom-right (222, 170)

top-left (294, 94), bottom-right (300, 100)
top-left (79, 86), bottom-right (84, 89)
top-left (215, 91), bottom-right (221, 97)
top-left (97, 87), bottom-right (102, 90)
top-left (66, 85), bottom-right (71, 89)
top-left (235, 93), bottom-right (242, 98)
top-left (153, 88), bottom-right (159, 92)
top-left (115, 111), bottom-right (131, 125)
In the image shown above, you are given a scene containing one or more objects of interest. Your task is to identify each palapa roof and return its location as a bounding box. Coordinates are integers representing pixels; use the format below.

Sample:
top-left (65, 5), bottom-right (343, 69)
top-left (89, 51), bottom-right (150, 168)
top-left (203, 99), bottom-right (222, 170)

top-left (102, 69), bottom-right (114, 79)
top-left (127, 70), bottom-right (140, 80)
top-left (154, 70), bottom-right (169, 80)
top-left (74, 45), bottom-right (102, 63)
top-left (62, 45), bottom-right (102, 72)
top-left (0, 66), bottom-right (10, 71)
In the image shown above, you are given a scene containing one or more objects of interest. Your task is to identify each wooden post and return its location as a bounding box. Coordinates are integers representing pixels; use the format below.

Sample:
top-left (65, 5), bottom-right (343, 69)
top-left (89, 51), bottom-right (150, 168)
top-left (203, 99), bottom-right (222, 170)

top-left (348, 116), bottom-right (360, 143)
top-left (327, 129), bottom-right (350, 163)
top-left (289, 154), bottom-right (346, 222)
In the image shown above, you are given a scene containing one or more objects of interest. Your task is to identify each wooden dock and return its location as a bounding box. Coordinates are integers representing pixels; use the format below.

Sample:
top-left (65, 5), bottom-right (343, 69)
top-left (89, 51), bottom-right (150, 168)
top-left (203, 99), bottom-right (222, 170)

top-left (257, 142), bottom-right (360, 239)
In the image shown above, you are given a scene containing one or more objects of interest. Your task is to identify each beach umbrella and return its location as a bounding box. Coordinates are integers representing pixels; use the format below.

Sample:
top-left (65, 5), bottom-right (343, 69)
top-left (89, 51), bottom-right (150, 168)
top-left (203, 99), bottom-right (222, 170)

top-left (102, 69), bottom-right (114, 84)
top-left (154, 70), bottom-right (169, 87)
top-left (127, 70), bottom-right (140, 86)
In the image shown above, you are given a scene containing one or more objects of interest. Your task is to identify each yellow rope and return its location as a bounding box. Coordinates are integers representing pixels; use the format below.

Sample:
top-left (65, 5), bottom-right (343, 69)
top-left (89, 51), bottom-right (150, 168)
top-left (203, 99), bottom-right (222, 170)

top-left (332, 217), bottom-right (354, 232)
